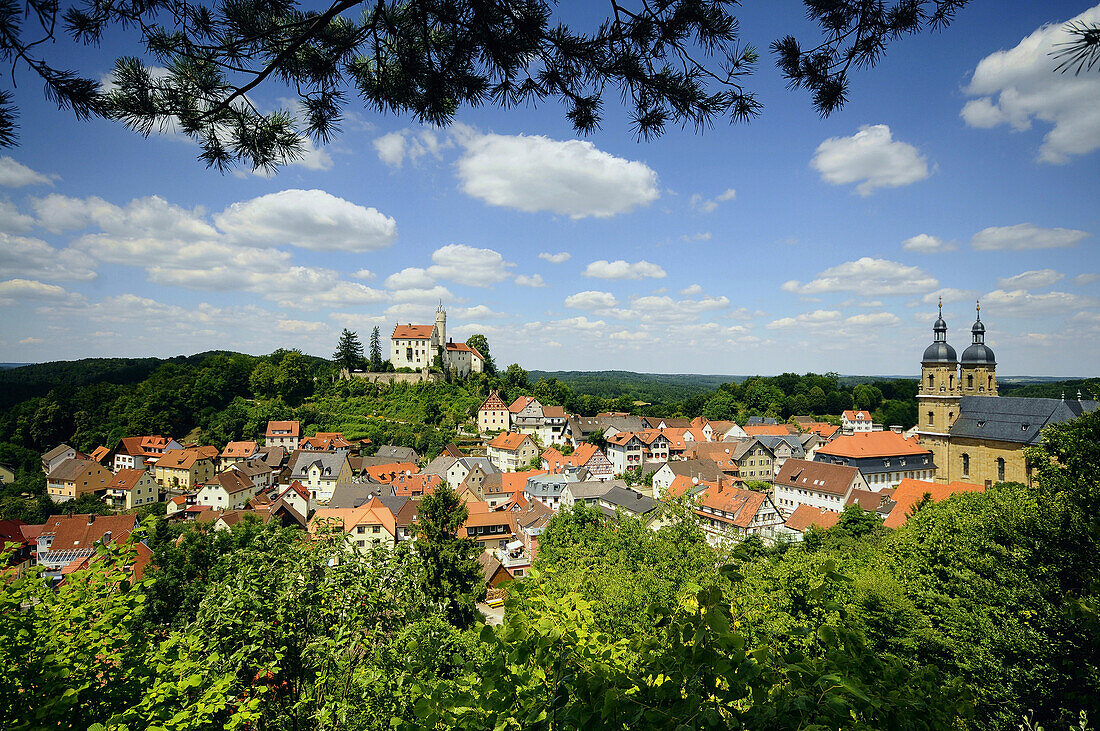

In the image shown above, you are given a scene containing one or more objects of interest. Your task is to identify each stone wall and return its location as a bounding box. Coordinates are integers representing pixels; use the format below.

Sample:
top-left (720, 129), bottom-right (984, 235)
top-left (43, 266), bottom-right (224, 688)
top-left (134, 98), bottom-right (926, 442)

top-left (342, 370), bottom-right (443, 385)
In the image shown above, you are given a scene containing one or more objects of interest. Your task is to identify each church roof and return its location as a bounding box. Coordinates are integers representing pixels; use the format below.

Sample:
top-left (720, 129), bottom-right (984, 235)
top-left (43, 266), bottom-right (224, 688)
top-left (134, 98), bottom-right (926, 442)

top-left (950, 396), bottom-right (1098, 445)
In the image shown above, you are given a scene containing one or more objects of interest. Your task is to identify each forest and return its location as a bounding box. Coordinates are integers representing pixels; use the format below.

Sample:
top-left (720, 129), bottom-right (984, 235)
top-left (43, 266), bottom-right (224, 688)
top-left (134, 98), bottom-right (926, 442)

top-left (2, 407), bottom-right (1098, 730)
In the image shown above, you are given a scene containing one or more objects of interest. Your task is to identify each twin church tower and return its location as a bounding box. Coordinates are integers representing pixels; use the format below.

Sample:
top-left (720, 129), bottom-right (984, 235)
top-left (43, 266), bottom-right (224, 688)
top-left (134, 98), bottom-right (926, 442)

top-left (918, 299), bottom-right (998, 436)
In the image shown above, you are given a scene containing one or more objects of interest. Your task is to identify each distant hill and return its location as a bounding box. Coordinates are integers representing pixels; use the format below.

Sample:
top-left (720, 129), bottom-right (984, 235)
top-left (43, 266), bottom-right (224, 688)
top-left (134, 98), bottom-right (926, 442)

top-left (0, 363), bottom-right (33, 370)
top-left (528, 370), bottom-right (738, 402)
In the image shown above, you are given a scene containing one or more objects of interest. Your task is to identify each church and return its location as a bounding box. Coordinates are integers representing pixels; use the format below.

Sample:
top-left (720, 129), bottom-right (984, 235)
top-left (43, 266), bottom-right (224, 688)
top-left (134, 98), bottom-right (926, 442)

top-left (390, 305), bottom-right (485, 377)
top-left (916, 300), bottom-right (1097, 487)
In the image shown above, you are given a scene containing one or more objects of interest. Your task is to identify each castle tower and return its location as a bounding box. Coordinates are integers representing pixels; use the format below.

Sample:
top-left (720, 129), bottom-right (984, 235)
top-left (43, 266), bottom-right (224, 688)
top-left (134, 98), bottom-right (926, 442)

top-left (918, 297), bottom-right (961, 442)
top-left (434, 303), bottom-right (447, 348)
top-left (960, 301), bottom-right (997, 396)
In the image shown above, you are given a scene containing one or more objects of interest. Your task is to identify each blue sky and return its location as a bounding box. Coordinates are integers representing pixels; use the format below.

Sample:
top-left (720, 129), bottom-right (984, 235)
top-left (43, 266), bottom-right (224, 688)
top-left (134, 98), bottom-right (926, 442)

top-left (1, 1), bottom-right (1098, 376)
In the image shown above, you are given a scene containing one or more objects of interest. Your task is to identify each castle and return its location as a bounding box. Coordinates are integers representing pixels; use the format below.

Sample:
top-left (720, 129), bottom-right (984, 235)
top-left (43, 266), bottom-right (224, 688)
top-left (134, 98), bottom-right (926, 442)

top-left (390, 305), bottom-right (485, 377)
top-left (916, 299), bottom-right (1096, 486)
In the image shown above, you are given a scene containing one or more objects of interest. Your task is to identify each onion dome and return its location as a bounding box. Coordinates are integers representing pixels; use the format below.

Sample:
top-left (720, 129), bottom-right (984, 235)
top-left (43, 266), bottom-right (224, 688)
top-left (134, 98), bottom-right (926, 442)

top-left (922, 297), bottom-right (957, 364)
top-left (961, 301), bottom-right (996, 365)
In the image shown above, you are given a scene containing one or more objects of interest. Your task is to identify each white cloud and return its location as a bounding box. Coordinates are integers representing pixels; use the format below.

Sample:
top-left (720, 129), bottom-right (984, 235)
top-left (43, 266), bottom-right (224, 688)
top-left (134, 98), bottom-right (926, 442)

top-left (609, 330), bottom-right (650, 342)
top-left (0, 233), bottom-right (97, 281)
top-left (456, 133), bottom-right (659, 218)
top-left (582, 259), bottom-right (667, 280)
top-left (1075, 273), bottom-right (1100, 286)
top-left (373, 128), bottom-right (451, 168)
top-left (961, 4), bottom-right (1100, 163)
top-left (921, 288), bottom-right (979, 306)
top-left (353, 269), bottom-right (375, 280)
top-left (998, 269), bottom-right (1064, 290)
top-left (767, 310), bottom-right (843, 330)
top-left (18, 337), bottom-right (43, 344)
top-left (538, 251), bottom-right (571, 264)
top-left (680, 232), bottom-right (713, 242)
top-left (0, 198), bottom-right (35, 233)
top-left (215, 189), bottom-right (396, 252)
top-left (902, 234), bottom-right (956, 254)
top-left (388, 285), bottom-right (455, 305)
top-left (783, 257), bottom-right (938, 296)
top-left (427, 244), bottom-right (514, 287)
top-left (981, 288), bottom-right (1098, 317)
top-left (811, 124), bottom-right (931, 195)
top-left (385, 267), bottom-right (435, 290)
top-left (680, 284), bottom-right (704, 296)
top-left (514, 274), bottom-right (547, 288)
top-left (690, 188), bottom-right (736, 213)
top-left (565, 290), bottom-right (618, 310)
top-left (0, 278), bottom-right (83, 306)
top-left (455, 305), bottom-right (508, 319)
top-left (843, 312), bottom-right (901, 328)
top-left (970, 223), bottom-right (1089, 251)
top-left (33, 194), bottom-right (216, 239)
top-left (373, 132), bottom-right (408, 167)
top-left (0, 157), bottom-right (55, 187)
top-left (277, 319), bottom-right (327, 333)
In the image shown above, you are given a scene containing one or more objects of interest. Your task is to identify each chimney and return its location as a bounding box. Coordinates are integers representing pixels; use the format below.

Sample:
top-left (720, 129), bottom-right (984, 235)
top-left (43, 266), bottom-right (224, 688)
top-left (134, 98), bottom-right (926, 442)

top-left (890, 425), bottom-right (902, 434)
top-left (87, 514), bottom-right (95, 525)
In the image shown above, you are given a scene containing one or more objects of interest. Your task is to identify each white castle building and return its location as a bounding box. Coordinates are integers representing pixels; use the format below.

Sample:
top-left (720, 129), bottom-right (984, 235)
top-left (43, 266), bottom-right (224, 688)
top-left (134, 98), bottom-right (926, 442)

top-left (390, 306), bottom-right (485, 377)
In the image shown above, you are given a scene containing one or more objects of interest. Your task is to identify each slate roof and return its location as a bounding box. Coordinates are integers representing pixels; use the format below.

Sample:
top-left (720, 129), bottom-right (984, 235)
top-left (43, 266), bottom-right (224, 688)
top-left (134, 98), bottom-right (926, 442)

top-left (43, 444), bottom-right (74, 462)
top-left (745, 416), bottom-right (779, 426)
top-left (421, 455), bottom-right (457, 477)
top-left (47, 457), bottom-right (102, 482)
top-left (328, 481), bottom-right (389, 509)
top-left (658, 458), bottom-right (723, 482)
top-left (949, 396), bottom-right (1098, 446)
top-left (755, 435), bottom-right (807, 459)
top-left (374, 445), bottom-right (420, 462)
top-left (565, 480), bottom-right (616, 501)
top-left (524, 472), bottom-right (579, 498)
top-left (289, 451), bottom-right (348, 480)
top-left (599, 485), bottom-right (658, 515)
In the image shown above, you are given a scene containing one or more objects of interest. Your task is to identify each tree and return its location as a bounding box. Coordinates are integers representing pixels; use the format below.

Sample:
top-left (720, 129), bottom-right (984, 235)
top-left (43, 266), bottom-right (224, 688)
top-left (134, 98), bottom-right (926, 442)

top-left (411, 482), bottom-right (484, 628)
top-left (465, 334), bottom-right (495, 375)
top-left (503, 363), bottom-right (529, 391)
top-left (0, 0), bottom-right (972, 169)
top-left (249, 361), bottom-right (277, 399)
top-left (369, 326), bottom-right (385, 372)
top-left (274, 350), bottom-right (314, 405)
top-left (332, 329), bottom-right (364, 374)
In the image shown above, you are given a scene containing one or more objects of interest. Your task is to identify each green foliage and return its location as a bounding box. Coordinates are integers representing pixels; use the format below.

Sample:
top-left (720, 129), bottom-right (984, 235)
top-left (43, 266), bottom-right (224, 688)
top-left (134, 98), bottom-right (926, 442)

top-left (412, 482), bottom-right (485, 628)
top-left (333, 328), bottom-right (365, 373)
top-left (465, 334), bottom-right (494, 374)
top-left (369, 326), bottom-right (384, 372)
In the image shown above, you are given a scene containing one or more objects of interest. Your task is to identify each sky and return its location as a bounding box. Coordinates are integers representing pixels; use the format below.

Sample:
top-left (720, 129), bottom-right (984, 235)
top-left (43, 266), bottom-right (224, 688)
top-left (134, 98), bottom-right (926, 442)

top-left (1, 1), bottom-right (1098, 376)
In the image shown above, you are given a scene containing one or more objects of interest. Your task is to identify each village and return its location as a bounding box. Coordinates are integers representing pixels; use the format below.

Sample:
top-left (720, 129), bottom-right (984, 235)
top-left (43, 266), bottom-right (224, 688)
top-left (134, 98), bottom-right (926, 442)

top-left (8, 304), bottom-right (1095, 592)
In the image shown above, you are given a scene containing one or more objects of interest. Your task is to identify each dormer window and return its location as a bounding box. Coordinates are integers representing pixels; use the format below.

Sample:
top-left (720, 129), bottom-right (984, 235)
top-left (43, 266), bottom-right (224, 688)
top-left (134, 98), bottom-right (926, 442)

top-left (1022, 424), bottom-right (1030, 431)
top-left (977, 420), bottom-right (986, 428)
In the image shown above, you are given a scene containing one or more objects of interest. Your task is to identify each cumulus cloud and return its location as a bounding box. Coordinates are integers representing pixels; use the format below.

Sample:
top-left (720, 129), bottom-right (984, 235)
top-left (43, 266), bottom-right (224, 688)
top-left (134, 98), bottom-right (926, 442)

top-left (767, 310), bottom-right (843, 330)
top-left (998, 269), bottom-right (1064, 290)
top-left (456, 133), bottom-right (660, 218)
top-left (565, 290), bottom-right (618, 310)
top-left (385, 267), bottom-right (435, 290)
top-left (33, 193), bottom-right (216, 239)
top-left (455, 305), bottom-right (508, 319)
top-left (538, 251), bottom-right (571, 264)
top-left (970, 223), bottom-right (1089, 250)
top-left (961, 4), bottom-right (1100, 163)
top-left (0, 198), bottom-right (35, 233)
top-left (921, 288), bottom-right (979, 306)
top-left (388, 285), bottom-right (455, 305)
top-left (1075, 273), bottom-right (1100, 286)
top-left (353, 269), bottom-right (375, 280)
top-left (690, 188), bottom-right (736, 213)
top-left (582, 259), bottom-right (667, 280)
top-left (811, 124), bottom-right (931, 195)
top-left (0, 278), bottom-right (83, 306)
top-left (680, 284), bottom-right (704, 296)
top-left (373, 129), bottom-right (450, 167)
top-left (514, 274), bottom-right (547, 288)
top-left (981, 288), bottom-right (1097, 317)
top-left (783, 258), bottom-right (938, 296)
top-left (0, 233), bottom-right (97, 281)
top-left (277, 319), bottom-right (327, 333)
top-left (902, 234), bottom-right (956, 253)
top-left (0, 157), bottom-right (55, 187)
top-left (215, 189), bottom-right (396, 252)
top-left (427, 244), bottom-right (514, 287)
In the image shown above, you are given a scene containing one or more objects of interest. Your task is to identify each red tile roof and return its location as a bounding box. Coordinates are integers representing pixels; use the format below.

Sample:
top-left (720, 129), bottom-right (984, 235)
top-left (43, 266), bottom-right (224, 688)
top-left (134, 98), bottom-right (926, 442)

top-left (508, 396), bottom-right (537, 414)
top-left (107, 468), bottom-right (148, 492)
top-left (48, 514), bottom-right (138, 553)
top-left (479, 391), bottom-right (508, 411)
top-left (816, 431), bottom-right (930, 459)
top-left (220, 441), bottom-right (258, 459)
top-left (265, 420), bottom-right (300, 438)
top-left (883, 478), bottom-right (984, 529)
top-left (743, 425), bottom-right (793, 437)
top-left (391, 473), bottom-right (442, 497)
top-left (843, 410), bottom-right (871, 421)
top-left (392, 324), bottom-right (435, 339)
top-left (785, 504), bottom-right (841, 532)
top-left (365, 462), bottom-right (418, 484)
top-left (488, 432), bottom-right (534, 451)
top-left (697, 484), bottom-right (768, 528)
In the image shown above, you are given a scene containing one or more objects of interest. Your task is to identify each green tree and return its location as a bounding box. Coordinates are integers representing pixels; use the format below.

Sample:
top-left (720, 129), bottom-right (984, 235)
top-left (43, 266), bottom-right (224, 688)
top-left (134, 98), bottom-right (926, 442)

top-left (503, 363), bottom-right (529, 391)
top-left (274, 350), bottom-right (314, 404)
top-left (249, 361), bottom-right (277, 399)
top-left (465, 334), bottom-right (495, 374)
top-left (412, 482), bottom-right (484, 628)
top-left (369, 326), bottom-right (385, 371)
top-left (332, 328), bottom-right (364, 374)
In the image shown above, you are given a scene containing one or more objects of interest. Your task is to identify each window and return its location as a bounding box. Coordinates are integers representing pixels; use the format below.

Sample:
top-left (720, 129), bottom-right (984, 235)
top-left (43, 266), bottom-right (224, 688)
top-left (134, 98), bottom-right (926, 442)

top-left (997, 458), bottom-right (1005, 482)
top-left (967, 374), bottom-right (973, 388)
top-left (928, 373), bottom-right (934, 387)
top-left (928, 411), bottom-right (934, 426)
top-left (357, 526), bottom-right (365, 534)
top-left (961, 453), bottom-right (970, 478)
top-left (988, 375), bottom-right (993, 390)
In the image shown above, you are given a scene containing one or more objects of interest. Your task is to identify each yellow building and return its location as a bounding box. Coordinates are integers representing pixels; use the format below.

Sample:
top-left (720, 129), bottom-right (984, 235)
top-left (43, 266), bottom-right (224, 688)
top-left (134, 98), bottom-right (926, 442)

top-left (154, 448), bottom-right (216, 490)
top-left (916, 301), bottom-right (1096, 487)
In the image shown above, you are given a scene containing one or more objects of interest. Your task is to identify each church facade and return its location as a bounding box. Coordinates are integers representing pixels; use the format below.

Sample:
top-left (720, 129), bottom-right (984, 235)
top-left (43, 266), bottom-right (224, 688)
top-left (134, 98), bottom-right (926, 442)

top-left (916, 301), bottom-right (1096, 487)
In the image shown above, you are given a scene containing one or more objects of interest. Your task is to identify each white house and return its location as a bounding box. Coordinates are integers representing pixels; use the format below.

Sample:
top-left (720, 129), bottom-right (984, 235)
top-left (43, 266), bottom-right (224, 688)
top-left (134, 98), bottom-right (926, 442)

top-left (841, 410), bottom-right (874, 432)
top-left (605, 432), bottom-right (645, 475)
top-left (287, 451), bottom-right (352, 504)
top-left (772, 459), bottom-right (868, 517)
top-left (265, 420), bottom-right (300, 450)
top-left (390, 305), bottom-right (485, 376)
top-left (196, 470), bottom-right (259, 510)
top-left (105, 468), bottom-right (161, 511)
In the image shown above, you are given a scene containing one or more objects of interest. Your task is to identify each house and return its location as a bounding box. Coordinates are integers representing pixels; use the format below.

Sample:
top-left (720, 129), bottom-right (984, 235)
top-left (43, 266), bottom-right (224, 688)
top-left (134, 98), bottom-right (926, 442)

top-left (681, 443), bottom-right (744, 478)
top-left (389, 306), bottom-right (484, 376)
top-left (196, 470), bottom-right (258, 509)
top-left (42, 444), bottom-right (77, 474)
top-left (605, 432), bottom-right (646, 475)
top-left (882, 478), bottom-right (984, 529)
top-left (478, 552), bottom-right (513, 587)
top-left (113, 436), bottom-right (182, 472)
top-left (265, 420), bottom-right (301, 450)
top-left (540, 443), bottom-right (614, 481)
top-left (374, 445), bottom-right (420, 463)
top-left (782, 504), bottom-right (842, 539)
top-left (507, 397), bottom-right (567, 445)
top-left (300, 432), bottom-right (357, 453)
top-left (447, 457), bottom-right (499, 488)
top-left (463, 509), bottom-right (517, 553)
top-left (647, 417), bottom-right (692, 430)
top-left (458, 463), bottom-right (493, 497)
top-left (105, 468), bottom-right (160, 511)
top-left (813, 431), bottom-right (936, 491)
top-left (709, 420), bottom-right (748, 441)
top-left (651, 459), bottom-right (723, 498)
top-left (46, 458), bottom-right (113, 503)
top-left (363, 461), bottom-right (419, 484)
top-left (743, 424), bottom-right (794, 438)
top-left (486, 432), bottom-right (540, 473)
top-left (422, 454), bottom-right (457, 481)
top-left (803, 422), bottom-right (840, 441)
top-left (509, 499), bottom-right (554, 563)
top-left (390, 473), bottom-right (441, 498)
top-left (288, 451), bottom-right (352, 504)
top-left (560, 480), bottom-right (615, 509)
top-left (230, 458), bottom-right (275, 490)
top-left (88, 445), bottom-right (112, 466)
top-left (753, 435), bottom-right (806, 474)
top-left (480, 471), bottom-right (545, 507)
top-left (256, 445), bottom-right (288, 471)
top-left (310, 499), bottom-right (398, 552)
top-left (0, 519), bottom-right (37, 568)
top-left (478, 390), bottom-right (511, 433)
top-left (723, 439), bottom-right (776, 482)
top-left (564, 414), bottom-right (646, 446)
top-left (746, 416), bottom-right (779, 426)
top-left (154, 448), bottom-right (217, 491)
top-left (218, 441), bottom-right (259, 471)
top-left (523, 471), bottom-right (580, 511)
top-left (597, 485), bottom-right (660, 524)
top-left (773, 459), bottom-right (869, 517)
top-left (36, 513), bottom-right (140, 577)
top-left (692, 482), bottom-right (784, 545)
top-left (634, 429), bottom-right (670, 462)
top-left (842, 410), bottom-right (874, 433)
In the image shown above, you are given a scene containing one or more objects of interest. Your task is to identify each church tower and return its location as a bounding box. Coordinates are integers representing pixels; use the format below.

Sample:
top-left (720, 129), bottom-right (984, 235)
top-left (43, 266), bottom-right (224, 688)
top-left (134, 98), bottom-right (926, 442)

top-left (917, 298), bottom-right (961, 462)
top-left (960, 301), bottom-right (997, 396)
